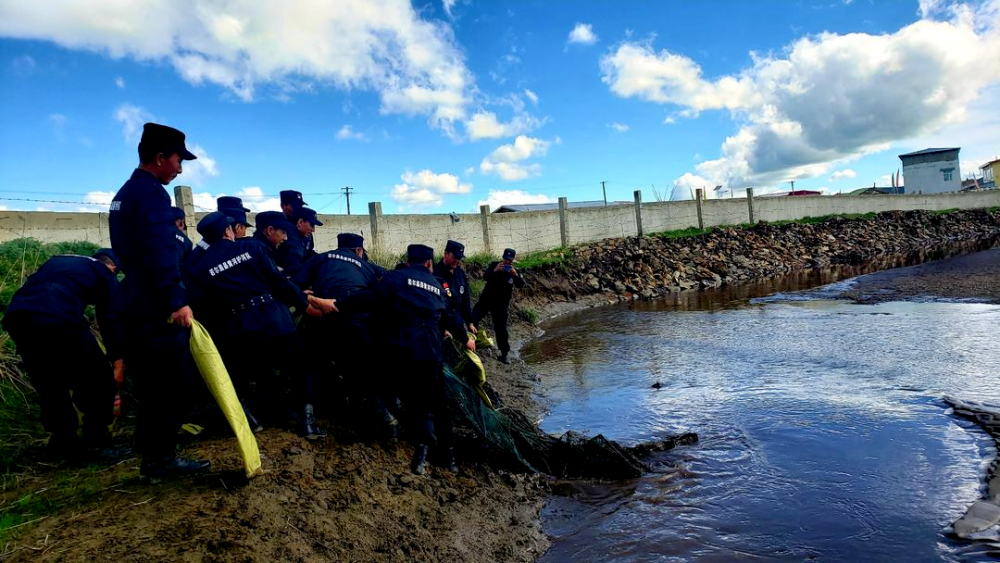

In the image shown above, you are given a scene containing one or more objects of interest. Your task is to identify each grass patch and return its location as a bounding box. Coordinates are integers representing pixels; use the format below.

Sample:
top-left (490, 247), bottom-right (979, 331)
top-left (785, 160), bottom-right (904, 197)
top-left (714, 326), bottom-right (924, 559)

top-left (468, 279), bottom-right (485, 301)
top-left (769, 212), bottom-right (877, 226)
top-left (517, 307), bottom-right (538, 325)
top-left (929, 208), bottom-right (960, 215)
top-left (652, 226), bottom-right (715, 239)
top-left (515, 248), bottom-right (572, 270)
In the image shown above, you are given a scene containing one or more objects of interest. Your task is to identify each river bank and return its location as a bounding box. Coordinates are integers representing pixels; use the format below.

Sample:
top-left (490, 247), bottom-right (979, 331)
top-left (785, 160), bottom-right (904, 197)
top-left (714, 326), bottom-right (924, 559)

top-left (2, 208), bottom-right (999, 561)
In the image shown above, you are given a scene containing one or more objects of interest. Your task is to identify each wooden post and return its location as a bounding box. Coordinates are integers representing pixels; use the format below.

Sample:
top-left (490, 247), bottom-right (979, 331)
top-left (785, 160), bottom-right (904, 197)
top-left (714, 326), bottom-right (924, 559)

top-left (479, 204), bottom-right (491, 255)
top-left (558, 197), bottom-right (569, 247)
top-left (173, 185), bottom-right (196, 237)
top-left (368, 201), bottom-right (383, 250)
top-left (695, 188), bottom-right (704, 230)
top-left (747, 187), bottom-right (756, 225)
top-left (633, 190), bottom-right (643, 236)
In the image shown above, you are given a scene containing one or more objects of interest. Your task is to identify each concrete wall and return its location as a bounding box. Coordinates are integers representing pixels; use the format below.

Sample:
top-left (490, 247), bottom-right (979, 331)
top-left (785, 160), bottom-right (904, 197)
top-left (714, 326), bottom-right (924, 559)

top-left (4, 190), bottom-right (999, 257)
top-left (902, 153), bottom-right (962, 194)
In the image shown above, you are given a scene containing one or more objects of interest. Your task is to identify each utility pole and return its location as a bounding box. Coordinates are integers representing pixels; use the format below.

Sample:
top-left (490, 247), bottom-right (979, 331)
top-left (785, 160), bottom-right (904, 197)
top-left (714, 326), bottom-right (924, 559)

top-left (789, 180), bottom-right (795, 192)
top-left (601, 181), bottom-right (607, 207)
top-left (342, 185), bottom-right (353, 215)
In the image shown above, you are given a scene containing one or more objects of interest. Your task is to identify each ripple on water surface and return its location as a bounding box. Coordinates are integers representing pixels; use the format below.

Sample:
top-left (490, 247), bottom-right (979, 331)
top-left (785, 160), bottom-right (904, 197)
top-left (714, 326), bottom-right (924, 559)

top-left (525, 294), bottom-right (1000, 562)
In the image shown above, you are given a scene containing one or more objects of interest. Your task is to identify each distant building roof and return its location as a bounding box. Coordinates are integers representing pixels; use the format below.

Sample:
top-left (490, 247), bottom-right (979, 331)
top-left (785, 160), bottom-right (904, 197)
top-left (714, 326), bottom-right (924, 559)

top-left (848, 186), bottom-right (904, 195)
top-left (898, 147), bottom-right (960, 158)
top-left (758, 190), bottom-right (824, 198)
top-left (492, 200), bottom-right (629, 213)
top-left (980, 158), bottom-right (1000, 170)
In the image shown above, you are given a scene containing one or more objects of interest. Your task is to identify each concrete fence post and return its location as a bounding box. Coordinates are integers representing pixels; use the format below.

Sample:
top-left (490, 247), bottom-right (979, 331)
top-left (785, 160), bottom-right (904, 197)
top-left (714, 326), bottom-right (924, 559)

top-left (633, 190), bottom-right (643, 236)
top-left (173, 185), bottom-right (196, 231)
top-left (368, 201), bottom-right (383, 250)
top-left (695, 188), bottom-right (704, 230)
top-left (479, 205), bottom-right (491, 255)
top-left (558, 197), bottom-right (569, 247)
top-left (747, 188), bottom-right (756, 225)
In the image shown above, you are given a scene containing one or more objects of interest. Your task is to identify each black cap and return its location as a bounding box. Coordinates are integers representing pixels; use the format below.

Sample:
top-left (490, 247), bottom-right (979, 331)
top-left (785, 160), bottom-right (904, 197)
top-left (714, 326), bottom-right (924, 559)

top-left (292, 206), bottom-right (323, 226)
top-left (337, 233), bottom-right (364, 248)
top-left (197, 211), bottom-right (231, 241)
top-left (280, 190), bottom-right (307, 207)
top-left (220, 207), bottom-right (253, 228)
top-left (217, 196), bottom-right (250, 213)
top-left (502, 248), bottom-right (516, 261)
top-left (170, 207), bottom-right (186, 221)
top-left (139, 122), bottom-right (197, 161)
top-left (92, 248), bottom-right (120, 270)
top-left (255, 211), bottom-right (296, 233)
top-left (407, 244), bottom-right (434, 263)
top-left (444, 240), bottom-right (465, 260)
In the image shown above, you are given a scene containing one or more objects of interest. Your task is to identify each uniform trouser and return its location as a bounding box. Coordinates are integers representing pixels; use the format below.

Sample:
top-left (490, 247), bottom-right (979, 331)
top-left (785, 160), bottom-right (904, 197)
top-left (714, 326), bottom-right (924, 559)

top-left (472, 299), bottom-right (511, 354)
top-left (396, 360), bottom-right (450, 448)
top-left (219, 331), bottom-right (315, 412)
top-left (5, 316), bottom-right (115, 444)
top-left (121, 316), bottom-right (193, 460)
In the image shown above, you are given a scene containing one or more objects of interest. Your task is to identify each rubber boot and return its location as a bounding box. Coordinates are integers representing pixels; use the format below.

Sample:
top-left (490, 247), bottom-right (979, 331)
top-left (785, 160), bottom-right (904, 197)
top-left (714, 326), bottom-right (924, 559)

top-left (498, 352), bottom-right (510, 365)
top-left (140, 455), bottom-right (211, 484)
top-left (299, 404), bottom-right (326, 440)
top-left (411, 444), bottom-right (430, 475)
top-left (444, 447), bottom-right (458, 472)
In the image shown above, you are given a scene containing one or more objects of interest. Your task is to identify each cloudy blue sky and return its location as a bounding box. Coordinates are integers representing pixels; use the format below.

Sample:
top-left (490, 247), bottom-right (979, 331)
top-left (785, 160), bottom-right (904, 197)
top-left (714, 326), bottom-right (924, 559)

top-left (1, 0), bottom-right (998, 215)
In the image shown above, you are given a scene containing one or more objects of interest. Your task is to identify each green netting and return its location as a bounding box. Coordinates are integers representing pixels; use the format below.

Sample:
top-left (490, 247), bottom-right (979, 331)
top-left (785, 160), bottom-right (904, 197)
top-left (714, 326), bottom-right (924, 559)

top-left (441, 340), bottom-right (697, 479)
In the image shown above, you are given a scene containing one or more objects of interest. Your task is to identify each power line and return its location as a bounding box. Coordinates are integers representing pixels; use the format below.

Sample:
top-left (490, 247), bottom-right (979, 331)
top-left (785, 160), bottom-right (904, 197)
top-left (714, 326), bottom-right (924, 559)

top-left (0, 197), bottom-right (106, 206)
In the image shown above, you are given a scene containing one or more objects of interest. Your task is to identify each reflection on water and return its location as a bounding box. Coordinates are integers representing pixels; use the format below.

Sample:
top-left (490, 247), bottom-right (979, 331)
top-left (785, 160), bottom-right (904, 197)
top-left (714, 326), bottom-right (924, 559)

top-left (524, 264), bottom-right (1000, 562)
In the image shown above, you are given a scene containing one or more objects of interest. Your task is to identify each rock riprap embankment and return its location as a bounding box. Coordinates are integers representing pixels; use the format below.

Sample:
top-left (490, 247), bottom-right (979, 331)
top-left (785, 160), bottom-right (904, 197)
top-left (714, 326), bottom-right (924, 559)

top-left (517, 209), bottom-right (1000, 304)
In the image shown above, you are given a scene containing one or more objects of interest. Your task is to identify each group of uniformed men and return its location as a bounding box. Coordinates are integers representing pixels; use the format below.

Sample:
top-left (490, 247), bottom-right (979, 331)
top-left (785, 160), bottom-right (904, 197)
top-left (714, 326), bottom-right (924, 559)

top-left (5, 122), bottom-right (526, 481)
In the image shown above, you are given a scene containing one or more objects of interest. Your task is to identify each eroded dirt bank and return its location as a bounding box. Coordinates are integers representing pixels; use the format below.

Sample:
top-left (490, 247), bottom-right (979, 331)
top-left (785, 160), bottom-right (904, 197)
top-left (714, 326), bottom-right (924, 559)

top-left (3, 208), bottom-right (1000, 562)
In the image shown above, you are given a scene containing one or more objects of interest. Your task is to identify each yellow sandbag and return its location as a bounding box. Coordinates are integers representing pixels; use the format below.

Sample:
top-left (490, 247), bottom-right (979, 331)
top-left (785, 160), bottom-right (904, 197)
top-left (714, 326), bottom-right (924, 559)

top-left (475, 330), bottom-right (495, 349)
top-left (188, 319), bottom-right (263, 479)
top-left (458, 349), bottom-right (494, 410)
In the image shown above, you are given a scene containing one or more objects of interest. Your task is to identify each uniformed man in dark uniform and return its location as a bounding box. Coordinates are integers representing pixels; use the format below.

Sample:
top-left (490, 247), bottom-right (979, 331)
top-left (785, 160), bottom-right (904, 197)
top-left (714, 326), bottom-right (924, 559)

top-left (280, 190), bottom-right (306, 222)
top-left (217, 196), bottom-right (252, 239)
top-left (471, 248), bottom-right (525, 364)
top-left (191, 212), bottom-right (335, 438)
top-left (292, 233), bottom-right (394, 434)
top-left (2, 249), bottom-right (126, 461)
top-left (433, 240), bottom-right (475, 335)
top-left (251, 210), bottom-right (291, 265)
top-left (274, 206), bottom-right (320, 277)
top-left (172, 206), bottom-right (193, 261)
top-left (339, 244), bottom-right (473, 474)
top-left (108, 122), bottom-right (209, 482)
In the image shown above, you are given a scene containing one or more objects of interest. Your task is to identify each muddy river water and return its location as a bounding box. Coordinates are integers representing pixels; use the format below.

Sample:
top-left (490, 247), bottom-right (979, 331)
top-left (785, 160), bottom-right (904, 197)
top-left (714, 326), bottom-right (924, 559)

top-left (524, 268), bottom-right (1000, 562)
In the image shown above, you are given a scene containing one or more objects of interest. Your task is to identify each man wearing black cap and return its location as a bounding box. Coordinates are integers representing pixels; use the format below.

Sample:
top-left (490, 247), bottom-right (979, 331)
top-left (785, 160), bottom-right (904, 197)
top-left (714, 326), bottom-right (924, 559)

top-left (280, 190), bottom-right (307, 222)
top-left (191, 212), bottom-right (336, 438)
top-left (292, 232), bottom-right (394, 434)
top-left (338, 244), bottom-right (473, 474)
top-left (471, 248), bottom-right (525, 364)
top-left (171, 207), bottom-right (193, 261)
top-left (274, 207), bottom-right (321, 278)
top-left (433, 240), bottom-right (475, 334)
top-left (108, 122), bottom-right (210, 482)
top-left (251, 210), bottom-right (295, 264)
top-left (2, 249), bottom-right (126, 462)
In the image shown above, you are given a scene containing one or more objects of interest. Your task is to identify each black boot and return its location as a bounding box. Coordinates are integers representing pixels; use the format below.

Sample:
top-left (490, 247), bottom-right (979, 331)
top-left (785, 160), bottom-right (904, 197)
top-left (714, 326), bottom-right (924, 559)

top-left (299, 404), bottom-right (326, 440)
top-left (498, 352), bottom-right (510, 365)
top-left (444, 447), bottom-right (458, 472)
top-left (140, 454), bottom-right (211, 484)
top-left (241, 402), bottom-right (263, 433)
top-left (411, 444), bottom-right (430, 475)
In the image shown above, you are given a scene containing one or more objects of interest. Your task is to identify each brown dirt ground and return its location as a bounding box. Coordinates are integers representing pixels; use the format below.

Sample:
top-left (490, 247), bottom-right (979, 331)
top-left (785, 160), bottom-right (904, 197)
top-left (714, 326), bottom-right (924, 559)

top-left (843, 247), bottom-right (1000, 304)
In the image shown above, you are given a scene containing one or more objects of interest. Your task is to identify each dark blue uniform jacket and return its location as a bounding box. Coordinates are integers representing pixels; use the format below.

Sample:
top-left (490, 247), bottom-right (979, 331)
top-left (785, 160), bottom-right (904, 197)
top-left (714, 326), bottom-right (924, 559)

top-left (4, 255), bottom-right (122, 361)
top-left (108, 169), bottom-right (187, 319)
top-left (175, 230), bottom-right (193, 263)
top-left (273, 229), bottom-right (314, 278)
top-left (433, 261), bottom-right (472, 325)
top-left (340, 264), bottom-right (467, 363)
top-left (292, 248), bottom-right (379, 301)
top-left (190, 238), bottom-right (308, 341)
top-left (479, 261), bottom-right (526, 306)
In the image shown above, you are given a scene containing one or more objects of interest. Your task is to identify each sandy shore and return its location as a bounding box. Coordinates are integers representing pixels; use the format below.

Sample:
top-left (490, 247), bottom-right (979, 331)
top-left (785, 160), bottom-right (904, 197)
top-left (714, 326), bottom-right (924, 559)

top-left (844, 247), bottom-right (1000, 303)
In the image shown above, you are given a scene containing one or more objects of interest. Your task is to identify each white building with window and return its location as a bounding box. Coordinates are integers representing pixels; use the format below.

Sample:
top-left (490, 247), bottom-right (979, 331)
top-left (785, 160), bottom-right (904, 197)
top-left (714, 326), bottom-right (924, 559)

top-left (898, 148), bottom-right (962, 194)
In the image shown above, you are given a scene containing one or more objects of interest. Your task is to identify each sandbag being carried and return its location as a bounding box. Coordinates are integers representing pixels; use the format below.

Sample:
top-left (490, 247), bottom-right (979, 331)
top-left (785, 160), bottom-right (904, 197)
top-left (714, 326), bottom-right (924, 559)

top-left (475, 329), bottom-right (495, 349)
top-left (188, 319), bottom-right (263, 479)
top-left (445, 338), bottom-right (494, 409)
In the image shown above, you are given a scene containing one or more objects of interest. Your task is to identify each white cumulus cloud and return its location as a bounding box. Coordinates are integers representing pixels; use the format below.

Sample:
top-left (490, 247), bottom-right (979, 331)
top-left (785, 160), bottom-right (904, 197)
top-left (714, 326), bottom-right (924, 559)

top-left (335, 125), bottom-right (367, 141)
top-left (524, 89), bottom-right (539, 105)
top-left (0, 0), bottom-right (476, 136)
top-left (479, 135), bottom-right (551, 181)
top-left (113, 103), bottom-right (153, 143)
top-left (829, 169), bottom-right (858, 181)
top-left (391, 169), bottom-right (472, 208)
top-left (115, 76), bottom-right (125, 88)
top-left (567, 23), bottom-right (598, 45)
top-left (608, 122), bottom-right (629, 133)
top-left (602, 1), bottom-right (1000, 189)
top-left (477, 189), bottom-right (554, 210)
